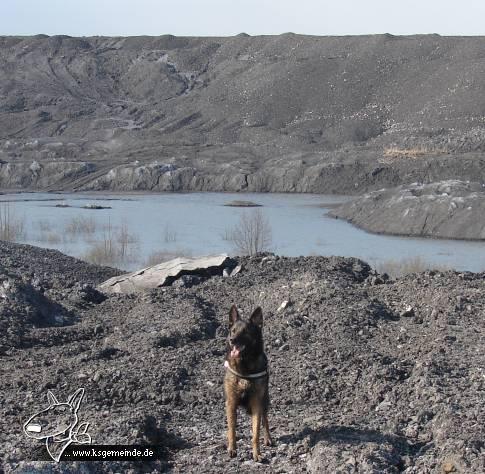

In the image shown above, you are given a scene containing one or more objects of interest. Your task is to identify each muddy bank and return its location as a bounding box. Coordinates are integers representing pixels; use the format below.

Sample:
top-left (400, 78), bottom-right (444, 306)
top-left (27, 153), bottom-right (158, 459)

top-left (330, 180), bottom-right (485, 240)
top-left (0, 242), bottom-right (484, 473)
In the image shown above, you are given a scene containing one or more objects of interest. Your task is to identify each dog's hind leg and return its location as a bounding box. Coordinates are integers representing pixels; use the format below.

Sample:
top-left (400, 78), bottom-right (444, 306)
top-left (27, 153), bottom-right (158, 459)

top-left (226, 399), bottom-right (237, 458)
top-left (262, 412), bottom-right (273, 447)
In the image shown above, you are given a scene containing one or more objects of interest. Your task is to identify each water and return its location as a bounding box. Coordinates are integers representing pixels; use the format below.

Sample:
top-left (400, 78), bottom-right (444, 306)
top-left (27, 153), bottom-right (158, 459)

top-left (1, 191), bottom-right (484, 272)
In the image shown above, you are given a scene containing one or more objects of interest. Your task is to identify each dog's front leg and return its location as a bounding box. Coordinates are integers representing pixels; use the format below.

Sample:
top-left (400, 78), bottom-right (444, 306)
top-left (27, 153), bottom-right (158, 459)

top-left (225, 399), bottom-right (237, 457)
top-left (250, 405), bottom-right (262, 462)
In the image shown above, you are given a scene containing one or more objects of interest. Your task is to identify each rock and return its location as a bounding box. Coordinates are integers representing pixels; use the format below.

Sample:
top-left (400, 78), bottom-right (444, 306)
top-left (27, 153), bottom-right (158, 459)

top-left (277, 300), bottom-right (290, 312)
top-left (230, 265), bottom-right (242, 277)
top-left (172, 274), bottom-right (204, 288)
top-left (375, 401), bottom-right (393, 412)
top-left (99, 254), bottom-right (231, 293)
top-left (400, 305), bottom-right (415, 317)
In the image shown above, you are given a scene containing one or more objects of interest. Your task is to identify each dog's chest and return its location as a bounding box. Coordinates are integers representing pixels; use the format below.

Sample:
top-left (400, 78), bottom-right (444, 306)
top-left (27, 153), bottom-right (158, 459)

top-left (237, 378), bottom-right (251, 392)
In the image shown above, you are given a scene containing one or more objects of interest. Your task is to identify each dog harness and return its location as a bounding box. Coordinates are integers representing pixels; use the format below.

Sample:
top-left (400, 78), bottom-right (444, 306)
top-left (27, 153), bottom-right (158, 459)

top-left (224, 360), bottom-right (268, 379)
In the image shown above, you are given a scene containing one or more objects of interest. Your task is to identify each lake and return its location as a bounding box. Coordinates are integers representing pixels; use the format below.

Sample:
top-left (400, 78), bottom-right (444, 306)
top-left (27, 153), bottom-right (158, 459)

top-left (1, 191), bottom-right (484, 273)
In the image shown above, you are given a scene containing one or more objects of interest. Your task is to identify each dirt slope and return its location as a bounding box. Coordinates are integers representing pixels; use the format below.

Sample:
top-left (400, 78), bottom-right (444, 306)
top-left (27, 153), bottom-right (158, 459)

top-left (2, 34), bottom-right (485, 192)
top-left (0, 242), bottom-right (483, 473)
top-left (330, 180), bottom-right (485, 240)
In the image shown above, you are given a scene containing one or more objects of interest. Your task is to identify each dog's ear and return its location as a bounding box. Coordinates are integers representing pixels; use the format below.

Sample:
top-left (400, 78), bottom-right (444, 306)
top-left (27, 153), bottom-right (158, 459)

top-left (68, 388), bottom-right (85, 412)
top-left (250, 307), bottom-right (263, 328)
top-left (229, 305), bottom-right (240, 326)
top-left (47, 390), bottom-right (59, 406)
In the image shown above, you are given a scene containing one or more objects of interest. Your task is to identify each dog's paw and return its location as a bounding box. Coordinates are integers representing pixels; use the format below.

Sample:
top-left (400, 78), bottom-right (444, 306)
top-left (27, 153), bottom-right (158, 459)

top-left (253, 452), bottom-right (263, 462)
top-left (228, 448), bottom-right (237, 458)
top-left (264, 437), bottom-right (274, 447)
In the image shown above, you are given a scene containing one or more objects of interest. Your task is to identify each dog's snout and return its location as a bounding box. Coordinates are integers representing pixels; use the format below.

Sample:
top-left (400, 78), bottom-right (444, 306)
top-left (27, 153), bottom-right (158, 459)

top-left (26, 423), bottom-right (42, 433)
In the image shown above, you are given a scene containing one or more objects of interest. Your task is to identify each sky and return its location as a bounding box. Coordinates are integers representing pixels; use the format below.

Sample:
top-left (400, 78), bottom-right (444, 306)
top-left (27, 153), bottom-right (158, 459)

top-left (1, 0), bottom-right (485, 37)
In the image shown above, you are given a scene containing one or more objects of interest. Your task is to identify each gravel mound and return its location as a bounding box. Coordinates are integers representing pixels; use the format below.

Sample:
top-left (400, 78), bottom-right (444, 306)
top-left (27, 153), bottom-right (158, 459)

top-left (0, 246), bottom-right (483, 473)
top-left (330, 180), bottom-right (485, 239)
top-left (3, 35), bottom-right (485, 193)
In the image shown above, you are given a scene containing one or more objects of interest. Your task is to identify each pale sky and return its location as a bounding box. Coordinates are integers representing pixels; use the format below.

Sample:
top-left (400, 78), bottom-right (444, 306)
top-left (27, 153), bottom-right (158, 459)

top-left (1, 0), bottom-right (485, 37)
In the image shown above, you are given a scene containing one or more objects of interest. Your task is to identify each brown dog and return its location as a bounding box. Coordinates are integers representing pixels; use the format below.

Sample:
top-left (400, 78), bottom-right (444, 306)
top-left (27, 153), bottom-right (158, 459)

top-left (224, 305), bottom-right (273, 461)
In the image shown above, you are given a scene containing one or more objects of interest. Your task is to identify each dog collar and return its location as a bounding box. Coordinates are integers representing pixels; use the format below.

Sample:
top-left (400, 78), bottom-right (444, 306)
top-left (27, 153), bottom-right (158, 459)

top-left (224, 360), bottom-right (268, 379)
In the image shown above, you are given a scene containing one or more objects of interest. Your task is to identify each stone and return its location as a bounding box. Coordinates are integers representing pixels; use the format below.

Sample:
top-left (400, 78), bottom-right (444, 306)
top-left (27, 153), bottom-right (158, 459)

top-left (99, 254), bottom-right (230, 293)
top-left (401, 305), bottom-right (415, 317)
top-left (277, 300), bottom-right (290, 312)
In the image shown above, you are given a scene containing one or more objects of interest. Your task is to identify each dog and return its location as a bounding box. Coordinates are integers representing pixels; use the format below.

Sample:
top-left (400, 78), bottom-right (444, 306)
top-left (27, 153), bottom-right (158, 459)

top-left (224, 304), bottom-right (273, 461)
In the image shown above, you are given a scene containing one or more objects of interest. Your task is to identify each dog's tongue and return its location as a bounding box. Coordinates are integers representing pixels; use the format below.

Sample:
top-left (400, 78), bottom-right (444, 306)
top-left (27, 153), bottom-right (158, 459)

top-left (230, 347), bottom-right (240, 358)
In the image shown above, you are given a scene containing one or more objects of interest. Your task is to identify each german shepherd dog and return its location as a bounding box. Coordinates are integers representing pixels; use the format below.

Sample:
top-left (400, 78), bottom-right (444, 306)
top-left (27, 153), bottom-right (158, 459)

top-left (224, 305), bottom-right (273, 461)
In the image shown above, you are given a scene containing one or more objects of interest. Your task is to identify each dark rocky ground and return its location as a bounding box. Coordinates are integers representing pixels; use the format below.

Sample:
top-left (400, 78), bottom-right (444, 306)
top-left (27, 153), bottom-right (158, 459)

top-left (1, 241), bottom-right (484, 473)
top-left (1, 34), bottom-right (485, 194)
top-left (330, 180), bottom-right (485, 240)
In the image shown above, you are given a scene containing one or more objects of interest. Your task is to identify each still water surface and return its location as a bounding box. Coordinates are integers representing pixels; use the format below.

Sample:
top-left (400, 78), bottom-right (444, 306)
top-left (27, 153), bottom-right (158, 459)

top-left (1, 192), bottom-right (484, 272)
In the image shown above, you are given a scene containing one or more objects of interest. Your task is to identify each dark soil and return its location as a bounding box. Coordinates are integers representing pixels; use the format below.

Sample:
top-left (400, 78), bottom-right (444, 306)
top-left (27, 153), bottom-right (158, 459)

top-left (1, 242), bottom-right (483, 473)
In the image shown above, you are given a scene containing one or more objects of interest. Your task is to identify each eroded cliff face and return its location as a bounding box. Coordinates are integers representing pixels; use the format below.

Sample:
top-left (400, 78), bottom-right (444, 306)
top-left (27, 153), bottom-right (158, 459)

top-left (1, 34), bottom-right (485, 192)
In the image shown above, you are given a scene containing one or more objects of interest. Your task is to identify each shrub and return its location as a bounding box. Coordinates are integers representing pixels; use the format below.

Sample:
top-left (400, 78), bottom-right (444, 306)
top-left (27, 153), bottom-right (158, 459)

top-left (226, 209), bottom-right (273, 256)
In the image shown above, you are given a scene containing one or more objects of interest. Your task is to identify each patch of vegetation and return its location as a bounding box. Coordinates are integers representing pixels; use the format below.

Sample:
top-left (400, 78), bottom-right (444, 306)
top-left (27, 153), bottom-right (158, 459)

top-left (375, 256), bottom-right (450, 278)
top-left (0, 203), bottom-right (26, 242)
top-left (145, 248), bottom-right (193, 266)
top-left (382, 147), bottom-right (446, 161)
top-left (225, 209), bottom-right (273, 256)
top-left (65, 216), bottom-right (97, 236)
top-left (82, 220), bottom-right (139, 267)
top-left (163, 223), bottom-right (177, 243)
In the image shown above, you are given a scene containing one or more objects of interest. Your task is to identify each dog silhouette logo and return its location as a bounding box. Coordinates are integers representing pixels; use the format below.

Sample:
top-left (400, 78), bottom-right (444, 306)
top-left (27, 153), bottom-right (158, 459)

top-left (23, 388), bottom-right (92, 462)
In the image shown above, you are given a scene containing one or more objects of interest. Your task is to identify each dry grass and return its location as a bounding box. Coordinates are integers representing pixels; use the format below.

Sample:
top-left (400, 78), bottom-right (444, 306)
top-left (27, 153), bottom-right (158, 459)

top-left (220, 228), bottom-right (233, 241)
top-left (82, 220), bottom-right (140, 267)
top-left (65, 216), bottom-right (97, 236)
top-left (381, 147), bottom-right (446, 163)
top-left (36, 219), bottom-right (53, 232)
top-left (376, 256), bottom-right (450, 278)
top-left (145, 248), bottom-right (192, 266)
top-left (37, 232), bottom-right (62, 244)
top-left (0, 203), bottom-right (26, 242)
top-left (163, 223), bottom-right (177, 243)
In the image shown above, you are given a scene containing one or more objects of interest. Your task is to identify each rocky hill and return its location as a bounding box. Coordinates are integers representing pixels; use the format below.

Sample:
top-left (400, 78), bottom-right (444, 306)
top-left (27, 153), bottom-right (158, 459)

top-left (1, 242), bottom-right (483, 472)
top-left (1, 34), bottom-right (485, 192)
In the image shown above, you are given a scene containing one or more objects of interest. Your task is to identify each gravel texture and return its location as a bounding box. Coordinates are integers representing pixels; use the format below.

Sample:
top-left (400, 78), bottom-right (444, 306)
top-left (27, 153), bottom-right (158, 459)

top-left (0, 243), bottom-right (483, 473)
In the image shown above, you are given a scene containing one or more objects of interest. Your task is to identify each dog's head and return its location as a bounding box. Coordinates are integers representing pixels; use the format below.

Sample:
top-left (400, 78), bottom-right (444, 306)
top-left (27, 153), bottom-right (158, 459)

top-left (227, 305), bottom-right (264, 361)
top-left (23, 389), bottom-right (84, 440)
